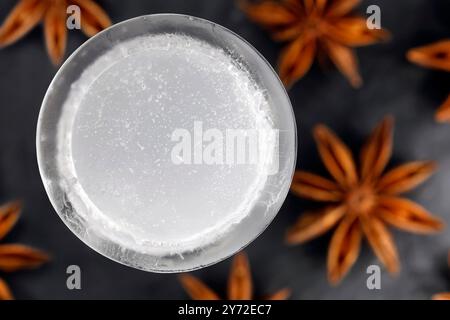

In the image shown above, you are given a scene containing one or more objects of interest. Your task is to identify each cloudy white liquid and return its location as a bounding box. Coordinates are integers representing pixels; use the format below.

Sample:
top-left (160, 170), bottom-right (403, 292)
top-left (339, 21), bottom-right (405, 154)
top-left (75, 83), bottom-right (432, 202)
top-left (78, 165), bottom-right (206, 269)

top-left (57, 34), bottom-right (277, 255)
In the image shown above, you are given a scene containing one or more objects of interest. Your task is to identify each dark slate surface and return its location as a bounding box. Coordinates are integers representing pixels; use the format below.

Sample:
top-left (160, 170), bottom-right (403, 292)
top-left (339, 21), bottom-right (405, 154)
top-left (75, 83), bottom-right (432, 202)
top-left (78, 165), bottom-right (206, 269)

top-left (0, 0), bottom-right (449, 299)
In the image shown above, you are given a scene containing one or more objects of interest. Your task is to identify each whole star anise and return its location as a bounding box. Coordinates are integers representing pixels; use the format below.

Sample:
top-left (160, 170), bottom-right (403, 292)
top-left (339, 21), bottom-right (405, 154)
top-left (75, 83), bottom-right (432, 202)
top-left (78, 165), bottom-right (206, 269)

top-left (0, 0), bottom-right (112, 65)
top-left (432, 251), bottom-right (450, 300)
top-left (0, 201), bottom-right (49, 300)
top-left (179, 252), bottom-right (290, 300)
top-left (407, 39), bottom-right (450, 123)
top-left (241, 0), bottom-right (388, 88)
top-left (286, 116), bottom-right (444, 284)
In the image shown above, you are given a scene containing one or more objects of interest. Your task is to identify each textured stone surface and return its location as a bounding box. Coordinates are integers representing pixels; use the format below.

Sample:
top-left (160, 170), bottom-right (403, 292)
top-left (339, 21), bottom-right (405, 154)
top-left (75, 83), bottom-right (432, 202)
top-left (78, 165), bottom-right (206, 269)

top-left (0, 0), bottom-right (449, 299)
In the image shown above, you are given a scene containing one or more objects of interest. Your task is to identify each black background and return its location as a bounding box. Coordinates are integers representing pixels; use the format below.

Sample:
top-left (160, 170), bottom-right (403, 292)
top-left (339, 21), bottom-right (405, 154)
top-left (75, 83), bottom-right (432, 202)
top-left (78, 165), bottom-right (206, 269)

top-left (0, 0), bottom-right (449, 299)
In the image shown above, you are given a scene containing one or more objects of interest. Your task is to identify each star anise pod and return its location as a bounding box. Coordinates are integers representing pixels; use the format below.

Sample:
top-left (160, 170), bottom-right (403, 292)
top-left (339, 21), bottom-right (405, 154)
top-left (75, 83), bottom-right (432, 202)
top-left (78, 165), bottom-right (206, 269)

top-left (179, 252), bottom-right (290, 300)
top-left (432, 251), bottom-right (450, 300)
top-left (0, 201), bottom-right (49, 300)
top-left (407, 40), bottom-right (450, 123)
top-left (241, 0), bottom-right (388, 88)
top-left (286, 116), bottom-right (444, 284)
top-left (0, 0), bottom-right (112, 65)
